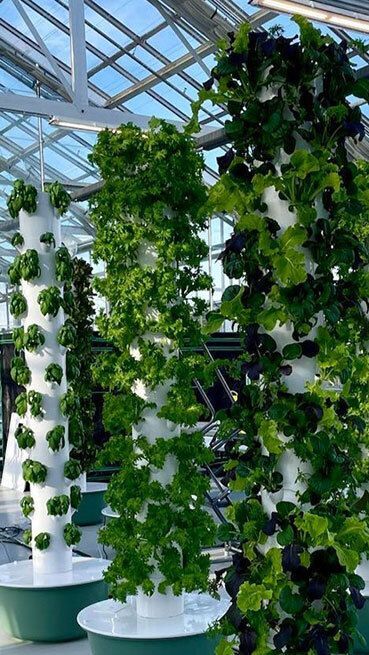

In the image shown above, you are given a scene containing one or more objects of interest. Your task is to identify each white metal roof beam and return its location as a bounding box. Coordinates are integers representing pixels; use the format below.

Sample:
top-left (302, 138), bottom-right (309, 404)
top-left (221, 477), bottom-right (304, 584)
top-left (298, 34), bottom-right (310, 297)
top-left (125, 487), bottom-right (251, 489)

top-left (10, 0), bottom-right (73, 100)
top-left (105, 42), bottom-right (214, 108)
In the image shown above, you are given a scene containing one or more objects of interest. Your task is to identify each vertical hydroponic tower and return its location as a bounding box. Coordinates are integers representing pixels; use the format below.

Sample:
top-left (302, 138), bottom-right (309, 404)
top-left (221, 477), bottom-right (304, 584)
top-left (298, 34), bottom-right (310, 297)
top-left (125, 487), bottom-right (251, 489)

top-left (195, 19), bottom-right (369, 655)
top-left (0, 182), bottom-right (107, 643)
top-left (77, 120), bottom-right (229, 654)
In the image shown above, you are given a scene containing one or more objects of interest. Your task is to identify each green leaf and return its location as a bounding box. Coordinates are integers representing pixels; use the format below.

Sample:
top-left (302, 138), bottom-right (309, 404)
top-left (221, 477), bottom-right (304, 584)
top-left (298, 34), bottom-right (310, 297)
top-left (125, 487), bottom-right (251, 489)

top-left (277, 524), bottom-right (294, 546)
top-left (222, 285), bottom-right (242, 302)
top-left (276, 501), bottom-right (296, 518)
top-left (237, 581), bottom-right (273, 613)
top-left (274, 248), bottom-right (307, 286)
top-left (290, 150), bottom-right (320, 179)
top-left (352, 78), bottom-right (369, 102)
top-left (259, 419), bottom-right (282, 455)
top-left (233, 22), bottom-right (250, 53)
top-left (204, 311), bottom-right (224, 334)
top-left (333, 544), bottom-right (360, 573)
top-left (279, 225), bottom-right (307, 250)
top-left (282, 343), bottom-right (302, 360)
top-left (216, 640), bottom-right (235, 655)
top-left (257, 306), bottom-right (286, 330)
top-left (279, 585), bottom-right (304, 614)
top-left (296, 513), bottom-right (328, 540)
top-left (237, 213), bottom-right (265, 232)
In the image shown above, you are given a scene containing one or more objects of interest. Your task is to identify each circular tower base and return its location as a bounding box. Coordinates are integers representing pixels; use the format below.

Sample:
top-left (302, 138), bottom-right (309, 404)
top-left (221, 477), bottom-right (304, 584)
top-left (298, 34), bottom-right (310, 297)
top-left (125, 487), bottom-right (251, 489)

top-left (78, 591), bottom-right (229, 655)
top-left (0, 557), bottom-right (108, 642)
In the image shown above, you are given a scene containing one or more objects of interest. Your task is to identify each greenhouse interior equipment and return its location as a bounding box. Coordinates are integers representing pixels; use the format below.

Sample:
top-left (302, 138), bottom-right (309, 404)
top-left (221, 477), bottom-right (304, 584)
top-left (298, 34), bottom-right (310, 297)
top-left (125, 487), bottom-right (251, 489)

top-left (1, 1), bottom-right (369, 655)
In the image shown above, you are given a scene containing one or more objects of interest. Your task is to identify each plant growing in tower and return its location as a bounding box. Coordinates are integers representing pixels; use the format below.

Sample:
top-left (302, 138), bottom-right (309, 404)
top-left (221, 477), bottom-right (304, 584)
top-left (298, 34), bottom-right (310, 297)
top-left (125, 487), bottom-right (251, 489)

top-left (192, 19), bottom-right (369, 655)
top-left (88, 119), bottom-right (217, 613)
top-left (0, 179), bottom-right (107, 643)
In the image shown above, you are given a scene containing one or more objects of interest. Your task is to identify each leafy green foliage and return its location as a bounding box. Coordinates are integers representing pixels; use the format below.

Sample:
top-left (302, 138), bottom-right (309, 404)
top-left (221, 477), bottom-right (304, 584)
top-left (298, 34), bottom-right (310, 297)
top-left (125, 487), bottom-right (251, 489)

top-left (47, 181), bottom-right (71, 215)
top-left (195, 20), bottom-right (369, 655)
top-left (34, 532), bottom-right (50, 551)
top-left (10, 291), bottom-right (27, 317)
top-left (39, 232), bottom-right (55, 248)
top-left (60, 389), bottom-right (79, 416)
top-left (20, 496), bottom-right (34, 518)
top-left (57, 320), bottom-right (76, 349)
top-left (64, 459), bottom-right (82, 480)
top-left (22, 459), bottom-right (47, 484)
top-left (24, 324), bottom-right (45, 352)
top-left (15, 392), bottom-right (27, 416)
top-left (63, 522), bottom-right (81, 546)
top-left (37, 286), bottom-right (62, 317)
top-left (7, 179), bottom-right (37, 218)
top-left (10, 356), bottom-right (31, 385)
top-left (47, 494), bottom-right (69, 516)
top-left (70, 484), bottom-right (82, 509)
top-left (65, 258), bottom-right (96, 471)
top-left (55, 245), bottom-right (72, 282)
top-left (90, 120), bottom-right (215, 602)
top-left (11, 232), bottom-right (24, 249)
top-left (23, 529), bottom-right (32, 545)
top-left (19, 249), bottom-right (41, 281)
top-left (12, 326), bottom-right (24, 351)
top-left (8, 256), bottom-right (21, 284)
top-left (46, 425), bottom-right (65, 452)
top-left (44, 363), bottom-right (63, 385)
top-left (15, 423), bottom-right (35, 449)
top-left (27, 390), bottom-right (43, 417)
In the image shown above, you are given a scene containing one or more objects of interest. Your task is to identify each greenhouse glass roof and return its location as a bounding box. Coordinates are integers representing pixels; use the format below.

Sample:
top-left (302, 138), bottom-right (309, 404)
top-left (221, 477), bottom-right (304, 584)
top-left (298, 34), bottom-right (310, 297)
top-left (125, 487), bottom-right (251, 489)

top-left (0, 0), bottom-right (368, 324)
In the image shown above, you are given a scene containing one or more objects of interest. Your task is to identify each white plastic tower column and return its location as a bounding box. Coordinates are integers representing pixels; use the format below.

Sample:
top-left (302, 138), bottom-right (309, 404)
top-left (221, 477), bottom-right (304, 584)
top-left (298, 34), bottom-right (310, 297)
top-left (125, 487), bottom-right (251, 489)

top-left (264, 182), bottom-right (314, 506)
top-left (20, 191), bottom-right (72, 577)
top-left (132, 240), bottom-right (184, 619)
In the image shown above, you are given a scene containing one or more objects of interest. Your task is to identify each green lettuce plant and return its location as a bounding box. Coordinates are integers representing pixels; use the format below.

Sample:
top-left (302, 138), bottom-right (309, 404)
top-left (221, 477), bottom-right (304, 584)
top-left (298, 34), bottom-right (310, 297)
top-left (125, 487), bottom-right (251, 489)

top-left (15, 423), bottom-right (35, 449)
top-left (20, 496), bottom-right (34, 518)
top-left (57, 320), bottom-right (76, 349)
top-left (193, 19), bottom-right (369, 655)
top-left (89, 119), bottom-right (215, 602)
top-left (60, 389), bottom-right (79, 416)
top-left (46, 425), bottom-right (65, 452)
top-left (10, 291), bottom-right (27, 317)
top-left (22, 459), bottom-right (47, 484)
top-left (27, 390), bottom-right (43, 418)
top-left (70, 484), bottom-right (82, 509)
top-left (63, 523), bottom-right (81, 547)
top-left (20, 249), bottom-right (41, 281)
top-left (8, 256), bottom-right (21, 284)
top-left (47, 495), bottom-right (70, 516)
top-left (55, 246), bottom-right (73, 283)
top-left (13, 326), bottom-right (24, 351)
top-left (11, 232), bottom-right (24, 249)
top-left (7, 179), bottom-right (37, 218)
top-left (24, 324), bottom-right (45, 352)
top-left (46, 181), bottom-right (71, 215)
top-left (15, 392), bottom-right (27, 417)
top-left (10, 356), bottom-right (31, 385)
top-left (40, 232), bottom-right (56, 248)
top-left (38, 286), bottom-right (62, 317)
top-left (64, 459), bottom-right (82, 480)
top-left (44, 363), bottom-right (63, 385)
top-left (34, 532), bottom-right (50, 550)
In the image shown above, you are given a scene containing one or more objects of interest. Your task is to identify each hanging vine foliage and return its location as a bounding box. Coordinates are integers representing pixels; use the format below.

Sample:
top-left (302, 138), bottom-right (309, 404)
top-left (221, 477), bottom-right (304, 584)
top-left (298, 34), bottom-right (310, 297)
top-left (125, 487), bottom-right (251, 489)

top-left (88, 119), bottom-right (216, 601)
top-left (192, 18), bottom-right (369, 655)
top-left (66, 257), bottom-right (96, 471)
